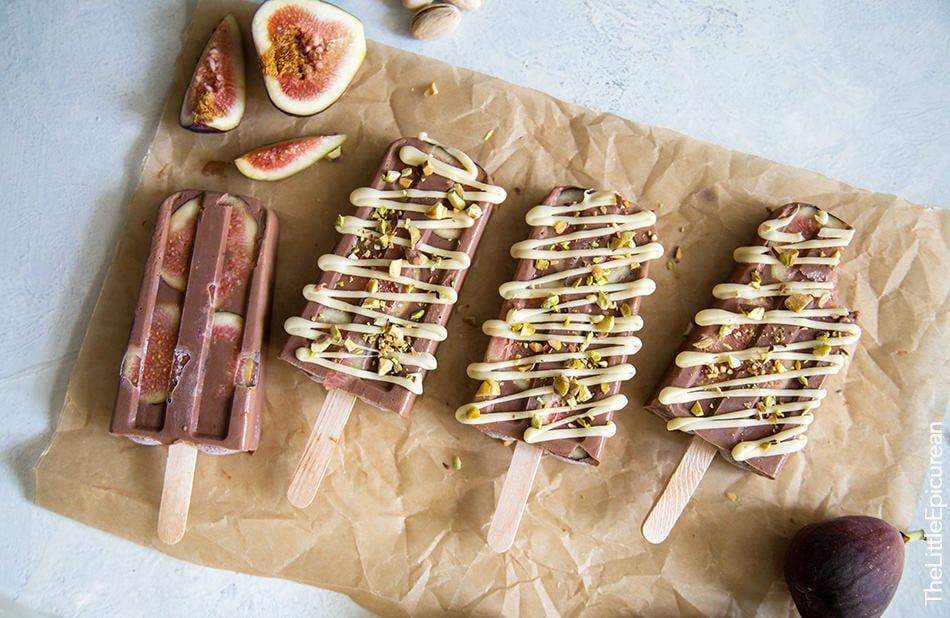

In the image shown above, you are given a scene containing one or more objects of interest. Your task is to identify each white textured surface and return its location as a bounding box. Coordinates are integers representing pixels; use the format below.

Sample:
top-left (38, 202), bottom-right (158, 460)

top-left (1, 1), bottom-right (946, 616)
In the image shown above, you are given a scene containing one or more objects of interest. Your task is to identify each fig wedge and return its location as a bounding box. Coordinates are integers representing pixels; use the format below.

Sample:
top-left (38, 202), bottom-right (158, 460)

top-left (234, 134), bottom-right (346, 181)
top-left (180, 14), bottom-right (246, 132)
top-left (251, 0), bottom-right (366, 116)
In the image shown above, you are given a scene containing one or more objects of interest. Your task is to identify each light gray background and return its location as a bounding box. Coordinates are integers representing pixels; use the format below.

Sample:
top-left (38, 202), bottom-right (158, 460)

top-left (1, 1), bottom-right (946, 615)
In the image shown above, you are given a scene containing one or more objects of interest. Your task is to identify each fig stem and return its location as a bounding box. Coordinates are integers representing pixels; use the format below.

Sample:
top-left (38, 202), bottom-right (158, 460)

top-left (901, 529), bottom-right (926, 543)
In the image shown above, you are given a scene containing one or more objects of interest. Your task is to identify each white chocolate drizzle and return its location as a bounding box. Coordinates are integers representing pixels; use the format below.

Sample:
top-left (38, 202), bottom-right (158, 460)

top-left (658, 204), bottom-right (861, 462)
top-left (456, 189), bottom-right (662, 446)
top-left (285, 134), bottom-right (506, 395)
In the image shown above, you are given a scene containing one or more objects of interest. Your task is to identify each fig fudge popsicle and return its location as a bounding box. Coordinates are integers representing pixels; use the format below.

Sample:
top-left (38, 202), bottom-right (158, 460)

top-left (456, 188), bottom-right (663, 551)
top-left (641, 203), bottom-right (861, 543)
top-left (111, 190), bottom-right (278, 544)
top-left (281, 135), bottom-right (506, 507)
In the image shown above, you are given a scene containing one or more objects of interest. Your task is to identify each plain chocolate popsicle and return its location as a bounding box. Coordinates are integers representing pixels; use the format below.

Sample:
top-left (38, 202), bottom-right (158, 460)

top-left (645, 202), bottom-right (860, 479)
top-left (456, 188), bottom-right (663, 464)
top-left (111, 190), bottom-right (278, 453)
top-left (281, 135), bottom-right (506, 415)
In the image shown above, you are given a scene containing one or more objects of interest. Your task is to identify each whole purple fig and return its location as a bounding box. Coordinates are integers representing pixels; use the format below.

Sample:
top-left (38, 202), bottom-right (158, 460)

top-left (784, 515), bottom-right (923, 617)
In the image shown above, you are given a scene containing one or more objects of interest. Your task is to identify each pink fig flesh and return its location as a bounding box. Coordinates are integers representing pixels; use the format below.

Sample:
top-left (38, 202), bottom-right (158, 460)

top-left (180, 14), bottom-right (246, 132)
top-left (234, 134), bottom-right (346, 181)
top-left (251, 0), bottom-right (366, 116)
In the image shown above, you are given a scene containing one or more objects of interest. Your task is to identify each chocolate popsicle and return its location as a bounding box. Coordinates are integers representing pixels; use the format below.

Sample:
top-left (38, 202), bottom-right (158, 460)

top-left (111, 190), bottom-right (278, 542)
top-left (281, 134), bottom-right (506, 505)
top-left (456, 187), bottom-right (663, 552)
top-left (457, 188), bottom-right (663, 464)
top-left (641, 202), bottom-right (860, 543)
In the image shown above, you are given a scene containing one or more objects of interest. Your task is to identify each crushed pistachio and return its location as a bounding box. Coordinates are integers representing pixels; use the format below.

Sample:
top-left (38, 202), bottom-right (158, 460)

top-left (548, 339), bottom-right (563, 351)
top-left (542, 294), bottom-right (560, 310)
top-left (620, 303), bottom-right (633, 318)
top-left (553, 374), bottom-right (570, 396)
top-left (595, 315), bottom-right (615, 333)
top-left (531, 414), bottom-right (544, 430)
top-left (466, 204), bottom-right (482, 219)
top-left (335, 214), bottom-right (345, 228)
top-left (600, 383), bottom-right (610, 394)
top-left (425, 201), bottom-right (447, 219)
top-left (690, 401), bottom-right (704, 416)
top-left (553, 220), bottom-right (569, 234)
top-left (382, 170), bottom-right (400, 183)
top-left (576, 384), bottom-right (592, 402)
top-left (452, 455), bottom-right (462, 470)
top-left (475, 378), bottom-right (501, 398)
top-left (407, 223), bottom-right (421, 248)
top-left (813, 342), bottom-right (832, 356)
top-left (377, 357), bottom-right (395, 376)
top-left (512, 322), bottom-right (536, 336)
top-left (447, 187), bottom-right (466, 210)
top-left (785, 293), bottom-right (812, 312)
top-left (535, 258), bottom-right (551, 270)
top-left (362, 297), bottom-right (382, 310)
top-left (673, 246), bottom-right (683, 262)
top-left (366, 279), bottom-right (380, 294)
top-left (726, 491), bottom-right (738, 502)
top-left (330, 324), bottom-right (343, 344)
top-left (798, 375), bottom-right (809, 386)
top-left (746, 306), bottom-right (766, 320)
top-left (465, 406), bottom-right (481, 420)
top-left (421, 161), bottom-right (434, 176)
top-left (425, 81), bottom-right (439, 96)
top-left (483, 128), bottom-right (495, 141)
top-left (410, 308), bottom-right (425, 320)
top-left (389, 259), bottom-right (403, 279)
top-left (776, 248), bottom-right (799, 266)
top-left (693, 334), bottom-right (715, 350)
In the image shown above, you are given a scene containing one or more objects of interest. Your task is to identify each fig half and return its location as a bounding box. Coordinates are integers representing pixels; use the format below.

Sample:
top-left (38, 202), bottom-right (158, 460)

top-left (784, 515), bottom-right (923, 618)
top-left (251, 0), bottom-right (366, 116)
top-left (234, 134), bottom-right (346, 181)
top-left (180, 14), bottom-right (246, 132)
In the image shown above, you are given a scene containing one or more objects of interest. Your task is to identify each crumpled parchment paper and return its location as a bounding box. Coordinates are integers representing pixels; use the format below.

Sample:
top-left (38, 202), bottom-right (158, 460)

top-left (35, 0), bottom-right (950, 615)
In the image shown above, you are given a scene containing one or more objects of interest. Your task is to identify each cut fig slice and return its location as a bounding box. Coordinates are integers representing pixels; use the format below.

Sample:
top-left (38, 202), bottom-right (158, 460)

top-left (160, 197), bottom-right (201, 291)
top-left (215, 197), bottom-right (260, 310)
top-left (251, 0), bottom-right (366, 116)
top-left (234, 134), bottom-right (347, 181)
top-left (124, 302), bottom-right (181, 404)
top-left (180, 14), bottom-right (246, 132)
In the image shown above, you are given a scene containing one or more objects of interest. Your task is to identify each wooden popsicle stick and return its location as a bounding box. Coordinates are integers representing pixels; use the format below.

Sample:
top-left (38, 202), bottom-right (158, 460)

top-left (286, 389), bottom-right (357, 509)
top-left (641, 436), bottom-right (718, 544)
top-left (487, 440), bottom-right (543, 553)
top-left (157, 442), bottom-right (199, 545)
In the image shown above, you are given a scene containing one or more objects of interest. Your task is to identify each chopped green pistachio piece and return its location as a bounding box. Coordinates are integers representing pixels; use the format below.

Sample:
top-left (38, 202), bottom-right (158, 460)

top-left (746, 306), bottom-right (766, 320)
top-left (693, 334), bottom-right (715, 350)
top-left (776, 248), bottom-right (799, 266)
top-left (620, 303), bottom-right (633, 318)
top-left (382, 170), bottom-right (400, 183)
top-left (784, 293), bottom-right (812, 312)
top-left (535, 258), bottom-right (550, 270)
top-left (531, 414), bottom-right (544, 430)
top-left (798, 375), bottom-right (809, 386)
top-left (553, 220), bottom-right (569, 234)
top-left (548, 339), bottom-right (563, 351)
top-left (475, 379), bottom-right (501, 398)
top-left (452, 455), bottom-right (462, 470)
top-left (690, 401), bottom-right (704, 416)
top-left (813, 342), bottom-right (832, 356)
top-left (447, 188), bottom-right (466, 210)
top-left (425, 201), bottom-right (447, 219)
top-left (410, 309), bottom-right (425, 320)
top-left (330, 324), bottom-right (343, 344)
top-left (464, 406), bottom-right (481, 420)
top-left (541, 294), bottom-right (559, 310)
top-left (466, 204), bottom-right (483, 219)
top-left (553, 374), bottom-right (570, 396)
top-left (366, 279), bottom-right (379, 294)
top-left (335, 214), bottom-right (345, 228)
top-left (595, 315), bottom-right (615, 333)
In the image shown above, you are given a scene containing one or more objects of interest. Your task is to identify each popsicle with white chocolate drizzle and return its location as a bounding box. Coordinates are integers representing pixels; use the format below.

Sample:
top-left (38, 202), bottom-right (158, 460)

top-left (641, 202), bottom-right (860, 544)
top-left (281, 135), bottom-right (505, 507)
top-left (456, 188), bottom-right (662, 551)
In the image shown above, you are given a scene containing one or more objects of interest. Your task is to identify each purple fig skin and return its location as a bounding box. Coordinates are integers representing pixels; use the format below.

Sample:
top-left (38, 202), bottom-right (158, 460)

top-left (784, 515), bottom-right (905, 618)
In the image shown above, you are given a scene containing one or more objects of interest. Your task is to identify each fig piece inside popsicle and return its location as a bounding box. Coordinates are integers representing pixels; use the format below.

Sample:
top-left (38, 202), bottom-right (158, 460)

top-left (160, 197), bottom-right (201, 292)
top-left (215, 200), bottom-right (259, 310)
top-left (194, 311), bottom-right (245, 438)
top-left (124, 302), bottom-right (182, 404)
